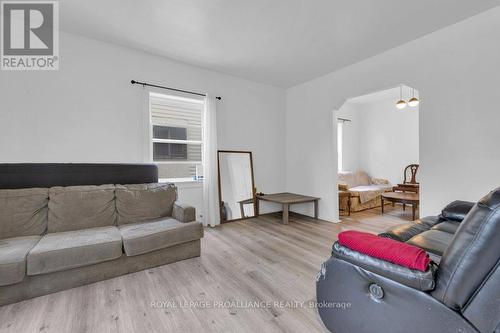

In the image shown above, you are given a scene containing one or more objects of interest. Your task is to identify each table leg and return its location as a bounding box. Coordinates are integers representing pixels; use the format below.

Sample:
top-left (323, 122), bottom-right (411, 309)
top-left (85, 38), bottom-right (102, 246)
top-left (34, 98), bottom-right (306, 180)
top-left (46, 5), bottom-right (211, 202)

top-left (403, 203), bottom-right (406, 211)
top-left (381, 197), bottom-right (385, 214)
top-left (347, 196), bottom-right (351, 216)
top-left (314, 200), bottom-right (319, 219)
top-left (412, 204), bottom-right (416, 221)
top-left (282, 204), bottom-right (289, 225)
top-left (239, 202), bottom-right (245, 218)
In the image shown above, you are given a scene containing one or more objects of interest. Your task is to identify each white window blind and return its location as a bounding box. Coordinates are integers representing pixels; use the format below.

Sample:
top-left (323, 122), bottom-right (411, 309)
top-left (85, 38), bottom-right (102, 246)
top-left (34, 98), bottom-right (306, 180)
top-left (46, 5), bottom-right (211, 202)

top-left (149, 92), bottom-right (205, 180)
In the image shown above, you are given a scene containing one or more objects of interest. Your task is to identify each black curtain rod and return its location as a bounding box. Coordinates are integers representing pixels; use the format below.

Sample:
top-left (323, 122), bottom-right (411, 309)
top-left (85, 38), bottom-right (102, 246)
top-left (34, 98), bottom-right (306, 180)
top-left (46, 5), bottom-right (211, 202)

top-left (338, 117), bottom-right (352, 122)
top-left (131, 80), bottom-right (221, 100)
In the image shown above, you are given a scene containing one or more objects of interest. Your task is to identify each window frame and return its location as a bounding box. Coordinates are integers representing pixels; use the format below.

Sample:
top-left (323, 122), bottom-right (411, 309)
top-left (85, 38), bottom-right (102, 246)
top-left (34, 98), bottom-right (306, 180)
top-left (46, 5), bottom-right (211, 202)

top-left (147, 91), bottom-right (205, 182)
top-left (337, 120), bottom-right (343, 172)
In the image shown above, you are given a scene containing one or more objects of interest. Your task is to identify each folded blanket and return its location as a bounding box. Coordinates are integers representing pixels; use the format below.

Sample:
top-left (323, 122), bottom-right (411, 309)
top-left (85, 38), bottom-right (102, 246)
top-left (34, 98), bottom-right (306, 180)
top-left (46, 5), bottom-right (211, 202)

top-left (348, 185), bottom-right (392, 204)
top-left (338, 230), bottom-right (431, 271)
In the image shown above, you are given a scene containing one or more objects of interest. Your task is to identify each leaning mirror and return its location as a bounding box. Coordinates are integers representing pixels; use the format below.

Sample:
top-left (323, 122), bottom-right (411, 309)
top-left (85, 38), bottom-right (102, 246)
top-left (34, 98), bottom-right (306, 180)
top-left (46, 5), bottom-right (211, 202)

top-left (217, 150), bottom-right (256, 222)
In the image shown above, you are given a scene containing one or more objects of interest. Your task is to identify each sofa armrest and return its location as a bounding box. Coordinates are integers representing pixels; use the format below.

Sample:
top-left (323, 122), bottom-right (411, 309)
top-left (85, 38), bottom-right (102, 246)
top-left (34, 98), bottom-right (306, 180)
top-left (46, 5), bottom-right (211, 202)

top-left (371, 177), bottom-right (390, 185)
top-left (332, 242), bottom-right (437, 291)
top-left (173, 202), bottom-right (196, 223)
top-left (338, 183), bottom-right (349, 191)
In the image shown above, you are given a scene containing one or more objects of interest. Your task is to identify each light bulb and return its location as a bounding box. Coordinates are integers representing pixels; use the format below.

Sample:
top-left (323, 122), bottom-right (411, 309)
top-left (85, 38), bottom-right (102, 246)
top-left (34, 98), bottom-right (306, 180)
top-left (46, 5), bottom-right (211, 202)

top-left (408, 97), bottom-right (419, 107)
top-left (396, 100), bottom-right (407, 109)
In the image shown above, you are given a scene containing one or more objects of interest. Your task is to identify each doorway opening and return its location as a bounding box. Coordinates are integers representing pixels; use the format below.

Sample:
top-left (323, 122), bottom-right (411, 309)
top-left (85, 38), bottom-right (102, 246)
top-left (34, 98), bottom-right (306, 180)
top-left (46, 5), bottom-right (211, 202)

top-left (335, 85), bottom-right (420, 221)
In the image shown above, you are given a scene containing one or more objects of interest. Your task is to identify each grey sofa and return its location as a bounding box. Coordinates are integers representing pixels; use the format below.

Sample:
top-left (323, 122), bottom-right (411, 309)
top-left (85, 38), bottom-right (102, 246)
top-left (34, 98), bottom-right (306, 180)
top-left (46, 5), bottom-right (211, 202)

top-left (0, 164), bottom-right (203, 306)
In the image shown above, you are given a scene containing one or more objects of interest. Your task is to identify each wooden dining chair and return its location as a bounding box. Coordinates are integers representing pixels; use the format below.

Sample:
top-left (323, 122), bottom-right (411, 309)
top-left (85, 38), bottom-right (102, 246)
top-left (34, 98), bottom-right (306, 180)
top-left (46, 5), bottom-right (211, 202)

top-left (394, 164), bottom-right (420, 210)
top-left (403, 164), bottom-right (419, 186)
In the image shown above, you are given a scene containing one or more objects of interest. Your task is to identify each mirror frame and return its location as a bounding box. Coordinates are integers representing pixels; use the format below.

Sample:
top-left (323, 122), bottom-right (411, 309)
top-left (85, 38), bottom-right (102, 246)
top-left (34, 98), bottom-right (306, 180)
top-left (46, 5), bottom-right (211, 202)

top-left (217, 150), bottom-right (256, 223)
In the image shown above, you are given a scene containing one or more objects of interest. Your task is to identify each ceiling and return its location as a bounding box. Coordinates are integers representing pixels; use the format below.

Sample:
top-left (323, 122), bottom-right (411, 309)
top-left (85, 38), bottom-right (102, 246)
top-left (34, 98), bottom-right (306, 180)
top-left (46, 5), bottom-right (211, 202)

top-left (60, 0), bottom-right (500, 87)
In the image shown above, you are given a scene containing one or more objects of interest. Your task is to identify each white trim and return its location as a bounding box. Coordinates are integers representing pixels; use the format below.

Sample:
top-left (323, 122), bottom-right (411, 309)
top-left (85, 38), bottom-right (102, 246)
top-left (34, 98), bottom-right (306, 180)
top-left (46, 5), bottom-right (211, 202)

top-left (154, 161), bottom-right (202, 165)
top-left (159, 177), bottom-right (203, 184)
top-left (152, 139), bottom-right (202, 145)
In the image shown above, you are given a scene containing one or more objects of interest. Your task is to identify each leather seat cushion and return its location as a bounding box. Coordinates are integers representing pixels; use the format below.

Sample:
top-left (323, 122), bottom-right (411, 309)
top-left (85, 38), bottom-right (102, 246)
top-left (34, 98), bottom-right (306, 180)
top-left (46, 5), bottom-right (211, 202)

top-left (431, 221), bottom-right (461, 234)
top-left (0, 236), bottom-right (40, 286)
top-left (406, 230), bottom-right (454, 257)
top-left (119, 218), bottom-right (203, 256)
top-left (27, 226), bottom-right (122, 275)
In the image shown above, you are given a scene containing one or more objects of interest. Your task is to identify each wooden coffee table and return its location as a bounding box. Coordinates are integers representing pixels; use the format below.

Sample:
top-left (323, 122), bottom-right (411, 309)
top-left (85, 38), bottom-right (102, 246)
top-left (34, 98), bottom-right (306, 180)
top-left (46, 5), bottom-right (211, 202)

top-left (256, 192), bottom-right (320, 224)
top-left (381, 192), bottom-right (419, 221)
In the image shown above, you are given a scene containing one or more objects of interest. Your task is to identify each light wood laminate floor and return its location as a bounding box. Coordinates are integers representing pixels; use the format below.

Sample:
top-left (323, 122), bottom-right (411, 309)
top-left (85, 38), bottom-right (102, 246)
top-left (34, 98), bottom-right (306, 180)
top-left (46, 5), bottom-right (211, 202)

top-left (0, 207), bottom-right (406, 333)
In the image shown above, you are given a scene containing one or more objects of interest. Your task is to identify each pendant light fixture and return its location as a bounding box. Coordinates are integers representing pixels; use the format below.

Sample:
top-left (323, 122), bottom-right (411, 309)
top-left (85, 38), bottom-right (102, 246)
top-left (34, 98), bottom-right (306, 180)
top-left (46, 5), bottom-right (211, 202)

top-left (408, 88), bottom-right (420, 107)
top-left (396, 85), bottom-right (407, 109)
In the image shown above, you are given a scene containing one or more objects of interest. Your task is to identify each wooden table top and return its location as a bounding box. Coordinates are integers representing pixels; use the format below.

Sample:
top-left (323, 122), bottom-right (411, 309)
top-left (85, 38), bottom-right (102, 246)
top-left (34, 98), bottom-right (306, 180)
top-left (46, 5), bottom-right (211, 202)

top-left (256, 192), bottom-right (320, 204)
top-left (382, 191), bottom-right (419, 202)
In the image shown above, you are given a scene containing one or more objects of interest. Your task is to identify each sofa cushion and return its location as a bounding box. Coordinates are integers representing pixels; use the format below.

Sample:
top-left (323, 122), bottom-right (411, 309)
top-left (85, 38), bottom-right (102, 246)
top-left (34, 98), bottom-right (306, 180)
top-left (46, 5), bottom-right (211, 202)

top-left (0, 236), bottom-right (40, 286)
top-left (119, 218), bottom-right (203, 256)
top-left (0, 188), bottom-right (48, 239)
top-left (338, 172), bottom-right (357, 188)
top-left (354, 171), bottom-right (372, 186)
top-left (115, 183), bottom-right (177, 225)
top-left (406, 230), bottom-right (454, 257)
top-left (48, 185), bottom-right (116, 233)
top-left (27, 226), bottom-right (122, 275)
top-left (431, 221), bottom-right (461, 234)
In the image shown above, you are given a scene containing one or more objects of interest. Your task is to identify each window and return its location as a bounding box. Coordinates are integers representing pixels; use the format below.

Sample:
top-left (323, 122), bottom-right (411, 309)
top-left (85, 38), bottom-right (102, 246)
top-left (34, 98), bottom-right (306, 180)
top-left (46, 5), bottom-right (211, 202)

top-left (149, 92), bottom-right (204, 181)
top-left (337, 120), bottom-right (343, 172)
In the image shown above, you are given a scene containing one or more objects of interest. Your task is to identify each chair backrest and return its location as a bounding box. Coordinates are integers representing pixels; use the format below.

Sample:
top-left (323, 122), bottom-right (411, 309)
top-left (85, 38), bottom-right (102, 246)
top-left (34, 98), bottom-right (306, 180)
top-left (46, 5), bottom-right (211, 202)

top-left (403, 164), bottom-right (419, 184)
top-left (432, 187), bottom-right (500, 312)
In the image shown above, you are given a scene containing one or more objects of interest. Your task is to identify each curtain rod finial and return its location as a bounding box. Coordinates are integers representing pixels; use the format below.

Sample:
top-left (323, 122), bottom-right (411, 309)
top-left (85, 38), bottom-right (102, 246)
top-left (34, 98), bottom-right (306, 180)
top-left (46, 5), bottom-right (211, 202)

top-left (216, 96), bottom-right (222, 100)
top-left (130, 80), bottom-right (136, 84)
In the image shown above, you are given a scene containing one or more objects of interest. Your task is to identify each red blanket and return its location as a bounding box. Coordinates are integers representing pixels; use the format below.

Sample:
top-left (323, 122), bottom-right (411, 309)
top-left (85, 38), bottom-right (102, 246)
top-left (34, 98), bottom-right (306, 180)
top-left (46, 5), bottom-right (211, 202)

top-left (338, 230), bottom-right (431, 271)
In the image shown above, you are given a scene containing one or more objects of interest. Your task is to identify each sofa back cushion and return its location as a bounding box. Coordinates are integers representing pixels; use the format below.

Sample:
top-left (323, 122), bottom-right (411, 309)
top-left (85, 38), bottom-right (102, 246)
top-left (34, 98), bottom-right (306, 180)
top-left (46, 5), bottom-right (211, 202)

top-left (48, 185), bottom-right (116, 233)
top-left (0, 188), bottom-right (48, 239)
top-left (354, 171), bottom-right (371, 186)
top-left (338, 172), bottom-right (356, 188)
top-left (440, 200), bottom-right (475, 222)
top-left (338, 171), bottom-right (372, 188)
top-left (115, 183), bottom-right (177, 225)
top-left (432, 187), bottom-right (500, 310)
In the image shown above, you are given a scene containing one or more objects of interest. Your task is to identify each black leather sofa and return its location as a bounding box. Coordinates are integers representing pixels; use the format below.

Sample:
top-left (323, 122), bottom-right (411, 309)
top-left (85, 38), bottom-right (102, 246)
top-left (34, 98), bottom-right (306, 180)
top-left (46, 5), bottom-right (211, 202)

top-left (379, 200), bottom-right (475, 263)
top-left (316, 188), bottom-right (500, 333)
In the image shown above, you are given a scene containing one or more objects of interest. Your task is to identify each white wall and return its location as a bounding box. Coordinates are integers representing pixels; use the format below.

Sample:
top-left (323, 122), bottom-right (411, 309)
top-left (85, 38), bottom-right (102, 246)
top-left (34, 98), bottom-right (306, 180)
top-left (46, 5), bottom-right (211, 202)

top-left (286, 7), bottom-right (500, 220)
top-left (0, 32), bottom-right (285, 217)
top-left (338, 96), bottom-right (419, 185)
